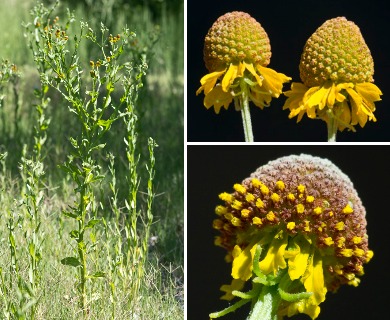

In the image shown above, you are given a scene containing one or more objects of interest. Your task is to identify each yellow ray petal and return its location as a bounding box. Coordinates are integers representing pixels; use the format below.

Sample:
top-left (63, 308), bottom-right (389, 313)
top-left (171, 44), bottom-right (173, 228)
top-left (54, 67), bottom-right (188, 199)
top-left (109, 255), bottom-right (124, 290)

top-left (303, 251), bottom-right (327, 306)
top-left (220, 278), bottom-right (245, 300)
top-left (221, 63), bottom-right (239, 92)
top-left (257, 65), bottom-right (291, 97)
top-left (346, 87), bottom-right (368, 127)
top-left (231, 243), bottom-right (257, 281)
top-left (244, 62), bottom-right (263, 87)
top-left (196, 69), bottom-right (226, 95)
top-left (259, 231), bottom-right (288, 275)
top-left (204, 85), bottom-right (233, 113)
top-left (287, 235), bottom-right (310, 280)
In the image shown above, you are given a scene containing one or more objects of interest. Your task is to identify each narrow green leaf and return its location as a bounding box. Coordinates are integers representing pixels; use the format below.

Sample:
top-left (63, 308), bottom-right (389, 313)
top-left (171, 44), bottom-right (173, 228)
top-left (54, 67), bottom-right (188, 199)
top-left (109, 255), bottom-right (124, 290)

top-left (89, 271), bottom-right (106, 278)
top-left (62, 210), bottom-right (78, 219)
top-left (85, 219), bottom-right (100, 229)
top-left (61, 257), bottom-right (81, 267)
top-left (69, 230), bottom-right (79, 238)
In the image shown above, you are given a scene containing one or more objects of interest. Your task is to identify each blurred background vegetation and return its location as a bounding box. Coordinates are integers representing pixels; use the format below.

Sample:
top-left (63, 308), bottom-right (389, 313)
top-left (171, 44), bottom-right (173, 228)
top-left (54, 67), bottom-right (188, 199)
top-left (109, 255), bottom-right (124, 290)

top-left (0, 0), bottom-right (183, 316)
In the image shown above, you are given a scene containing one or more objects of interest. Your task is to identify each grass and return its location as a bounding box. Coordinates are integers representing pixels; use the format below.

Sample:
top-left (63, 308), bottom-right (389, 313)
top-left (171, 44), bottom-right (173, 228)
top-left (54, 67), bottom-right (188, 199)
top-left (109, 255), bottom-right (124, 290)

top-left (0, 0), bottom-right (183, 318)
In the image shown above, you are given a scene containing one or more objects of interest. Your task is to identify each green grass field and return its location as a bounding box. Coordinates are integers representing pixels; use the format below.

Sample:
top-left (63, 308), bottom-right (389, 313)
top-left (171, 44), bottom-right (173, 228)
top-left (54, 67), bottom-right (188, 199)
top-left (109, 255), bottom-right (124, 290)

top-left (0, 0), bottom-right (183, 318)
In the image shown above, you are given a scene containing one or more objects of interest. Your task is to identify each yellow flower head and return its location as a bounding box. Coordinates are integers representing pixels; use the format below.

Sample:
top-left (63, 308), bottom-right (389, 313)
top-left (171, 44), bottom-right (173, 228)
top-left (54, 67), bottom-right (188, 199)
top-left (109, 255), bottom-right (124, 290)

top-left (283, 17), bottom-right (382, 136)
top-left (213, 154), bottom-right (373, 319)
top-left (196, 11), bottom-right (291, 114)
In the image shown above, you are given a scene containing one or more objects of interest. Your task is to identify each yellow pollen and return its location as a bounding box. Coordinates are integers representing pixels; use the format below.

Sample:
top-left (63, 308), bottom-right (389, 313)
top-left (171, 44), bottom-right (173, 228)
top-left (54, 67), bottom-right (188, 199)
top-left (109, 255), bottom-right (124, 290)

top-left (328, 211), bottom-right (334, 217)
top-left (233, 183), bottom-right (247, 194)
top-left (219, 192), bottom-right (234, 203)
top-left (324, 237), bottom-right (334, 246)
top-left (212, 219), bottom-right (224, 229)
top-left (297, 184), bottom-right (305, 193)
top-left (287, 221), bottom-right (295, 230)
top-left (344, 273), bottom-right (355, 281)
top-left (271, 193), bottom-right (280, 203)
top-left (366, 250), bottom-right (374, 262)
top-left (260, 185), bottom-right (269, 195)
top-left (252, 217), bottom-right (262, 225)
top-left (299, 194), bottom-right (304, 199)
top-left (241, 209), bottom-right (250, 218)
top-left (320, 222), bottom-right (326, 228)
top-left (287, 193), bottom-right (295, 201)
top-left (337, 237), bottom-right (346, 248)
top-left (215, 205), bottom-right (228, 215)
top-left (245, 193), bottom-right (255, 202)
top-left (352, 236), bottom-right (362, 244)
top-left (335, 221), bottom-right (345, 230)
top-left (231, 217), bottom-right (242, 227)
top-left (276, 180), bottom-right (285, 190)
top-left (334, 265), bottom-right (343, 275)
top-left (342, 203), bottom-right (354, 214)
top-left (306, 195), bottom-right (315, 203)
top-left (348, 278), bottom-right (361, 287)
top-left (214, 236), bottom-right (222, 246)
top-left (354, 248), bottom-right (365, 257)
top-left (256, 198), bottom-right (264, 209)
top-left (313, 207), bottom-right (322, 215)
top-left (251, 178), bottom-right (262, 188)
top-left (232, 200), bottom-right (243, 210)
top-left (224, 213), bottom-right (234, 221)
top-left (317, 226), bottom-right (322, 232)
top-left (304, 220), bottom-right (311, 232)
top-left (356, 265), bottom-right (364, 273)
top-left (266, 211), bottom-right (276, 221)
top-left (341, 248), bottom-right (353, 257)
top-left (296, 204), bottom-right (305, 214)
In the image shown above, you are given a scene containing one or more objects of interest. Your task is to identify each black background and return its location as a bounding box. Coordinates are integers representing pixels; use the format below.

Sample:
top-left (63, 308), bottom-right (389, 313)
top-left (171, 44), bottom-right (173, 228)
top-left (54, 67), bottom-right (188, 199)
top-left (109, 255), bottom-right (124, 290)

top-left (187, 0), bottom-right (390, 142)
top-left (187, 145), bottom-right (390, 319)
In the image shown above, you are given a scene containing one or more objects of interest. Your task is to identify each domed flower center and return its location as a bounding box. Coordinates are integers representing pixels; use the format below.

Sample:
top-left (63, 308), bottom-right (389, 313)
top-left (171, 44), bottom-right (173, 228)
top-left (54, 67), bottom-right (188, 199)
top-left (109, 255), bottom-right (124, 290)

top-left (203, 11), bottom-right (271, 72)
top-left (299, 17), bottom-right (374, 87)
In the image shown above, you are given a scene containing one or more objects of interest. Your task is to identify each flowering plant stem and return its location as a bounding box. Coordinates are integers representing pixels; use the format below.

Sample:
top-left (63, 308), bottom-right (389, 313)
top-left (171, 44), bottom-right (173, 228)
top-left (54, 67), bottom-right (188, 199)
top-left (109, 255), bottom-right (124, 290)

top-left (248, 285), bottom-right (280, 320)
top-left (239, 79), bottom-right (254, 142)
top-left (326, 110), bottom-right (337, 142)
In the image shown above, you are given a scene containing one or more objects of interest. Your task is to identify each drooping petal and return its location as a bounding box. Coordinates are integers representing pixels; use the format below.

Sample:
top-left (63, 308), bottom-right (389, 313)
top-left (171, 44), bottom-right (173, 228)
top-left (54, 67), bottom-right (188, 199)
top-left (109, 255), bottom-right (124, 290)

top-left (204, 85), bottom-right (233, 113)
top-left (304, 84), bottom-right (330, 111)
top-left (287, 235), bottom-right (310, 280)
top-left (346, 87), bottom-right (369, 127)
top-left (355, 82), bottom-right (382, 104)
top-left (220, 278), bottom-right (245, 300)
top-left (231, 243), bottom-right (257, 281)
top-left (196, 69), bottom-right (226, 95)
top-left (259, 231), bottom-right (288, 275)
top-left (221, 63), bottom-right (239, 92)
top-left (257, 65), bottom-right (291, 97)
top-left (244, 62), bottom-right (263, 87)
top-left (302, 251), bottom-right (327, 306)
top-left (283, 83), bottom-right (308, 122)
top-left (249, 87), bottom-right (272, 109)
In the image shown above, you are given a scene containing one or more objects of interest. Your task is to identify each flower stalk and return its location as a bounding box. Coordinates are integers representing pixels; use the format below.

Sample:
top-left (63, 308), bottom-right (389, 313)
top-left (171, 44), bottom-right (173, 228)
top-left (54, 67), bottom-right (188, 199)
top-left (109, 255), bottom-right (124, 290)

top-left (239, 79), bottom-right (254, 142)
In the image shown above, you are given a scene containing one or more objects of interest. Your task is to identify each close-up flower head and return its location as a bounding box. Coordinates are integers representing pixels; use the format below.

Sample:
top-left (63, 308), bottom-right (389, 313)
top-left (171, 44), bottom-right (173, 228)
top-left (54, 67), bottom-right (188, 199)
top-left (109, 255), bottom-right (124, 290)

top-left (196, 11), bottom-right (291, 141)
top-left (210, 154), bottom-right (373, 319)
top-left (283, 17), bottom-right (382, 141)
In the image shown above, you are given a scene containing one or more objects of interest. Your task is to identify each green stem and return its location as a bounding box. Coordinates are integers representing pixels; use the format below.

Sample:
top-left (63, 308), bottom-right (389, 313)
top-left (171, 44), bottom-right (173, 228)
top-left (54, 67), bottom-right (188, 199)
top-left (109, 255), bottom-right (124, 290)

top-left (248, 285), bottom-right (281, 320)
top-left (240, 79), bottom-right (254, 142)
top-left (326, 110), bottom-right (337, 142)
